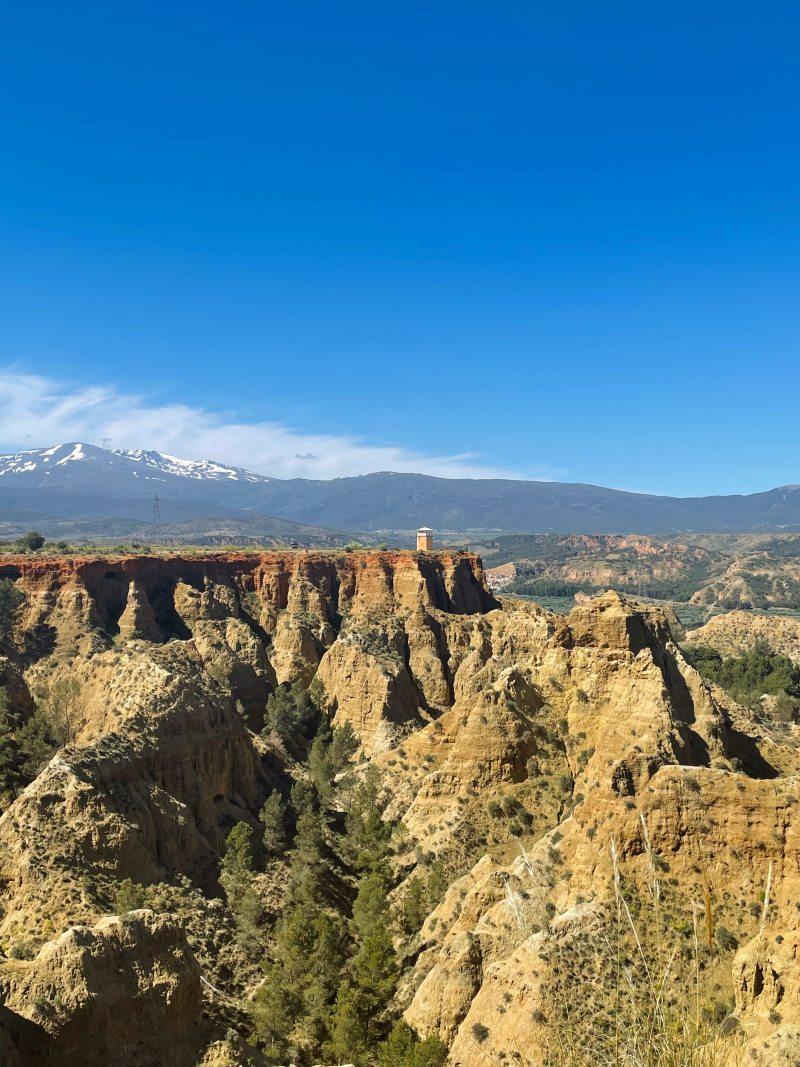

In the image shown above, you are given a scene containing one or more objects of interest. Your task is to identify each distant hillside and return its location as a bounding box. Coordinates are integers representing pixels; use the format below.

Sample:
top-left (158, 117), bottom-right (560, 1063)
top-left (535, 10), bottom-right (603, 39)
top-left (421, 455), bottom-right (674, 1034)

top-left (482, 532), bottom-right (715, 603)
top-left (1, 442), bottom-right (799, 534)
top-left (482, 531), bottom-right (800, 615)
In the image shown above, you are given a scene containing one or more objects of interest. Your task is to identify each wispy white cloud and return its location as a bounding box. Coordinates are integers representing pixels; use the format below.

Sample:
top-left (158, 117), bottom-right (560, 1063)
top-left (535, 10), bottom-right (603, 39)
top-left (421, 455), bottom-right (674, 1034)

top-left (0, 369), bottom-right (538, 480)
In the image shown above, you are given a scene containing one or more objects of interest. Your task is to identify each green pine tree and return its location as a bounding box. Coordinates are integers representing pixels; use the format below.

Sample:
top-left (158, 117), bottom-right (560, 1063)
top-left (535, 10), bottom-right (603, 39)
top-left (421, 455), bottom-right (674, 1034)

top-left (253, 869), bottom-right (349, 1060)
top-left (252, 721), bottom-right (407, 1065)
top-left (424, 858), bottom-right (448, 913)
top-left (308, 730), bottom-right (333, 806)
top-left (400, 874), bottom-right (426, 936)
top-left (15, 708), bottom-right (57, 782)
top-left (0, 687), bottom-right (23, 805)
top-left (260, 789), bottom-right (288, 855)
top-left (219, 821), bottom-right (255, 912)
top-left (344, 764), bottom-right (392, 872)
top-left (329, 835), bottom-right (399, 1062)
top-left (291, 805), bottom-right (327, 897)
top-left (290, 775), bottom-right (318, 817)
top-left (328, 983), bottom-right (367, 1064)
top-left (0, 580), bottom-right (23, 653)
top-left (251, 961), bottom-right (294, 1062)
top-left (377, 1021), bottom-right (448, 1066)
top-left (263, 682), bottom-right (320, 757)
top-left (328, 722), bottom-right (358, 776)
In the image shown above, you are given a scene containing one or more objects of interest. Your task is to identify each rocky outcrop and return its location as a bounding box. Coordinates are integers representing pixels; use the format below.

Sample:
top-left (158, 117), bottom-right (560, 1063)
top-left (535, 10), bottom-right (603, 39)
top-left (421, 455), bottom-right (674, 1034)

top-left (0, 641), bottom-right (275, 944)
top-left (0, 910), bottom-right (206, 1066)
top-left (379, 592), bottom-right (735, 865)
top-left (390, 594), bottom-right (800, 1063)
top-left (735, 932), bottom-right (800, 1024)
top-left (118, 578), bottom-right (163, 642)
top-left (732, 932), bottom-right (800, 1063)
top-left (0, 549), bottom-right (499, 1060)
top-left (314, 620), bottom-right (425, 752)
top-left (687, 608), bottom-right (800, 663)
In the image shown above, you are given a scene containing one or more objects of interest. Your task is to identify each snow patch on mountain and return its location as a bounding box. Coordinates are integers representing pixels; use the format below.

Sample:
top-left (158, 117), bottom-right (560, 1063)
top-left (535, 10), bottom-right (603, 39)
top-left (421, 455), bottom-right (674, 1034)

top-left (116, 448), bottom-right (267, 482)
top-left (57, 443), bottom-right (86, 464)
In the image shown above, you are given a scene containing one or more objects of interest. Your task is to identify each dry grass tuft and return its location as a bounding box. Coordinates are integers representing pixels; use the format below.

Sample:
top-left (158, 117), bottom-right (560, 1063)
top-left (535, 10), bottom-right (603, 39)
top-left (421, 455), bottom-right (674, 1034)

top-left (540, 837), bottom-right (744, 1067)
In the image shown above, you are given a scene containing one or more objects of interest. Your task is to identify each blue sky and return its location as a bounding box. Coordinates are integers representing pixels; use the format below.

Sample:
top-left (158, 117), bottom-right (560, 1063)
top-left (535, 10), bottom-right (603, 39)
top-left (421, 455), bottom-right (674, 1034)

top-left (0, 2), bottom-right (798, 493)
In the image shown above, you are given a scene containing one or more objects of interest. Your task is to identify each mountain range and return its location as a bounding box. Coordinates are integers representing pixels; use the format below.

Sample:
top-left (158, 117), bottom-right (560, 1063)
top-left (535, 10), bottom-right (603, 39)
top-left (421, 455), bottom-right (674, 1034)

top-left (0, 441), bottom-right (799, 536)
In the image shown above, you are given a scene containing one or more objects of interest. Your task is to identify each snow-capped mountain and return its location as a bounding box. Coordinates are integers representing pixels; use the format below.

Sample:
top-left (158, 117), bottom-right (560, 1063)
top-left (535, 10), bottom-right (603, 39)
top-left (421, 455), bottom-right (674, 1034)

top-left (0, 442), bottom-right (284, 525)
top-left (116, 449), bottom-right (269, 483)
top-left (0, 442), bottom-right (270, 484)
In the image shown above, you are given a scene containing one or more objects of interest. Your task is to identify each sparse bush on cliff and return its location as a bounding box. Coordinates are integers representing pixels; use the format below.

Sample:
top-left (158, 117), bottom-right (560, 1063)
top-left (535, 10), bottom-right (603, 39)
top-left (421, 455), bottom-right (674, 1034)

top-left (15, 530), bottom-right (45, 553)
top-left (113, 878), bottom-right (148, 913)
top-left (7, 939), bottom-right (36, 960)
top-left (471, 1023), bottom-right (490, 1043)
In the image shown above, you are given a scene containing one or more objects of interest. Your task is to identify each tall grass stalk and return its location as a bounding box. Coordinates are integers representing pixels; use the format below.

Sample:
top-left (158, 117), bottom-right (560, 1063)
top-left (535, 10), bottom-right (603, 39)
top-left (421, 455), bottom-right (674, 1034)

top-left (759, 861), bottom-right (772, 935)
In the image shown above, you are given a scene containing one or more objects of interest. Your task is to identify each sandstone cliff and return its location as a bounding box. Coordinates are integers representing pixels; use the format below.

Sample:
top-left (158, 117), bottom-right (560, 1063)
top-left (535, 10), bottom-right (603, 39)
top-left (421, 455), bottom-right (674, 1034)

top-left (1, 549), bottom-right (494, 752)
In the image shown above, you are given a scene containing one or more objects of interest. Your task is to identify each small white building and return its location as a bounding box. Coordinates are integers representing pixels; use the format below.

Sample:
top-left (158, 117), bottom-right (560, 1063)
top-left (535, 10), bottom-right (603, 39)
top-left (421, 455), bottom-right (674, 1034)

top-left (416, 527), bottom-right (433, 551)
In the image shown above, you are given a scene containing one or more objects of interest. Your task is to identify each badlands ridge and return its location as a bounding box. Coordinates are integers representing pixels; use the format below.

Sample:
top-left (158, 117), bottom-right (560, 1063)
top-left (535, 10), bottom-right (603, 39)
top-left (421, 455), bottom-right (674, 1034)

top-left (0, 550), bottom-right (797, 1064)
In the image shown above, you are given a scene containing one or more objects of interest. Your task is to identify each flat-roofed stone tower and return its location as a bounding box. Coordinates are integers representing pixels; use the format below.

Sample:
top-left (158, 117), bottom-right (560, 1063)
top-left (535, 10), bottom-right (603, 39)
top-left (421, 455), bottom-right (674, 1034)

top-left (416, 527), bottom-right (433, 551)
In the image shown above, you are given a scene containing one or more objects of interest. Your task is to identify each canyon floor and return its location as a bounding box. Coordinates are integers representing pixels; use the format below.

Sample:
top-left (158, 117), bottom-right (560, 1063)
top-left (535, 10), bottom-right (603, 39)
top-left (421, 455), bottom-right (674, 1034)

top-left (0, 549), bottom-right (797, 1065)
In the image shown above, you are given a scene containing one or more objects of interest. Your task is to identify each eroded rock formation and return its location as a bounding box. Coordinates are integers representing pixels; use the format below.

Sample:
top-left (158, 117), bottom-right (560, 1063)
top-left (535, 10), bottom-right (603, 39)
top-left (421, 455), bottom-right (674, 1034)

top-left (0, 910), bottom-right (206, 1066)
top-left (688, 608), bottom-right (800, 663)
top-left (0, 550), bottom-right (797, 1064)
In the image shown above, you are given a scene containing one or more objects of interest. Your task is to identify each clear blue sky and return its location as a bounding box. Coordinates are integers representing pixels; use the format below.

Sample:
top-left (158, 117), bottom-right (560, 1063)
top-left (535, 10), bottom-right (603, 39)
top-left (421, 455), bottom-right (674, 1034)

top-left (0, 2), bottom-right (798, 494)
